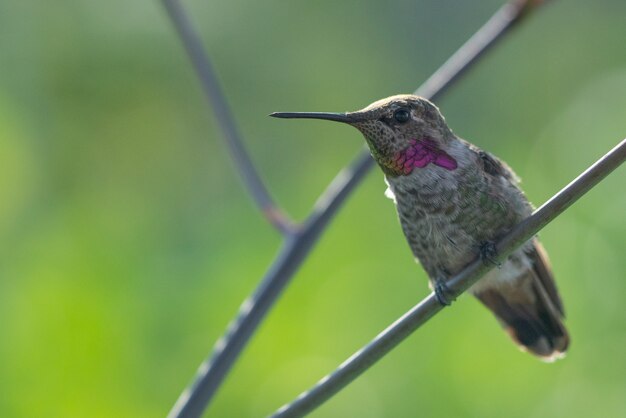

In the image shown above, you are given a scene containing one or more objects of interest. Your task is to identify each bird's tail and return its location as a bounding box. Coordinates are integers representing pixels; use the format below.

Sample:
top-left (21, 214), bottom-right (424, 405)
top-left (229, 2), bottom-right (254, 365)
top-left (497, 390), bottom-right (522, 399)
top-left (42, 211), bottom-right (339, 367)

top-left (475, 241), bottom-right (569, 361)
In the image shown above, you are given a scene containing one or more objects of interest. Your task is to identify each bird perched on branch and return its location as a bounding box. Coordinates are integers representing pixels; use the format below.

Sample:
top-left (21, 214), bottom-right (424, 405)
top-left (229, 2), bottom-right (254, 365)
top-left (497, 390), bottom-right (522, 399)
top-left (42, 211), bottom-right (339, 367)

top-left (272, 94), bottom-right (569, 360)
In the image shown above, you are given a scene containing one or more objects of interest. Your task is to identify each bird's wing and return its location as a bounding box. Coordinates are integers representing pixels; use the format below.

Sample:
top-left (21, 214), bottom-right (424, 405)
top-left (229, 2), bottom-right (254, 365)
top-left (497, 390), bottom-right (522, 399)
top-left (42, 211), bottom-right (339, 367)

top-left (525, 238), bottom-right (565, 316)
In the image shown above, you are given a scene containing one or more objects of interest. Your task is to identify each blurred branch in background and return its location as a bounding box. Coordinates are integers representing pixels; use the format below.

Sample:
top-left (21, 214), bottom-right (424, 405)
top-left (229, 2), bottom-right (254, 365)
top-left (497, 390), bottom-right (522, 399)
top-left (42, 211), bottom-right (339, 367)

top-left (161, 0), bottom-right (294, 235)
top-left (161, 0), bottom-right (554, 417)
top-left (271, 138), bottom-right (626, 418)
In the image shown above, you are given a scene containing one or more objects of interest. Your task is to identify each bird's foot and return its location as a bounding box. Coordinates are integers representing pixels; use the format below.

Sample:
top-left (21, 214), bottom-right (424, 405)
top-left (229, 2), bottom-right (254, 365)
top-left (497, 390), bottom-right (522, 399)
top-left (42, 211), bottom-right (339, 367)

top-left (479, 240), bottom-right (501, 267)
top-left (434, 278), bottom-right (454, 306)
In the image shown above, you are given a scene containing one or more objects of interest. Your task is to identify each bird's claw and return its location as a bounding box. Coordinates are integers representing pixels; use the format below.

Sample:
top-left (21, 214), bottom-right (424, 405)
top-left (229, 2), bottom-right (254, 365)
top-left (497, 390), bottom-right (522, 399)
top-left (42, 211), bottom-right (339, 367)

top-left (434, 278), bottom-right (454, 306)
top-left (479, 240), bottom-right (501, 267)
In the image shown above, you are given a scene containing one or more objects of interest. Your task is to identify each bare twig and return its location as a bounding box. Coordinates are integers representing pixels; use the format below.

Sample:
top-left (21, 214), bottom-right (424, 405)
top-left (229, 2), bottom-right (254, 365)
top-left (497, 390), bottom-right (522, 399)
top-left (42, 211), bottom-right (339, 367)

top-left (162, 0), bottom-right (293, 234)
top-left (271, 138), bottom-right (626, 418)
top-left (167, 149), bottom-right (376, 418)
top-left (415, 0), bottom-right (551, 99)
top-left (163, 1), bottom-right (553, 417)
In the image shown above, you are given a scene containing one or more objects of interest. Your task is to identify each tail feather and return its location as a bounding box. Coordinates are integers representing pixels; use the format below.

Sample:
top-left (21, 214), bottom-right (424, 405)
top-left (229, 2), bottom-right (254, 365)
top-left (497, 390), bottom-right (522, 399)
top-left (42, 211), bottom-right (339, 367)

top-left (476, 280), bottom-right (569, 360)
top-left (475, 240), bottom-right (569, 361)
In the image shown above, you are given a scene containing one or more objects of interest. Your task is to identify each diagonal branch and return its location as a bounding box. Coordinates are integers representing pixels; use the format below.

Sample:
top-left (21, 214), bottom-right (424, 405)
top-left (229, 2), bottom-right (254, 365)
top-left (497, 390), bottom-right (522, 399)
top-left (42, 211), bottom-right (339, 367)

top-left (162, 0), bottom-right (294, 234)
top-left (271, 138), bottom-right (626, 418)
top-left (164, 1), bottom-right (553, 417)
top-left (414, 0), bottom-right (549, 99)
top-left (167, 148), bottom-right (376, 418)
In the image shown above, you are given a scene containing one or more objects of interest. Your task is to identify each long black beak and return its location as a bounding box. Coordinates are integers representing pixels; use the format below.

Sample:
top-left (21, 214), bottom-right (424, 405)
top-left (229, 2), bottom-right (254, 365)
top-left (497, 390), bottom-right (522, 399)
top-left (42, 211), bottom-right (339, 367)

top-left (269, 111), bottom-right (353, 124)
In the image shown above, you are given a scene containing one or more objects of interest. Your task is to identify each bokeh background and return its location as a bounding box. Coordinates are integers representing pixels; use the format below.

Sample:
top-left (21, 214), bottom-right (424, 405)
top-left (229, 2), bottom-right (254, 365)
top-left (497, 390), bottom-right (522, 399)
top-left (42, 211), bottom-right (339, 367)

top-left (1, 1), bottom-right (625, 417)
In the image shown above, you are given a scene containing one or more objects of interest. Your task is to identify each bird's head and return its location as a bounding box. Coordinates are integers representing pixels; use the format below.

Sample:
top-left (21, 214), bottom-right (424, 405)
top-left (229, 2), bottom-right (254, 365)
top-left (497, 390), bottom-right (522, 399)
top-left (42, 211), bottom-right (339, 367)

top-left (271, 94), bottom-right (458, 177)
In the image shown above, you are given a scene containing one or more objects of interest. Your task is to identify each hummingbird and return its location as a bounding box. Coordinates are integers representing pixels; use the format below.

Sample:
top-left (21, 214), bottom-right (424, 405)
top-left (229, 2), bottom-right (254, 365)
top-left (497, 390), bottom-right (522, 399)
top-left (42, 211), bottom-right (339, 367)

top-left (271, 94), bottom-right (569, 360)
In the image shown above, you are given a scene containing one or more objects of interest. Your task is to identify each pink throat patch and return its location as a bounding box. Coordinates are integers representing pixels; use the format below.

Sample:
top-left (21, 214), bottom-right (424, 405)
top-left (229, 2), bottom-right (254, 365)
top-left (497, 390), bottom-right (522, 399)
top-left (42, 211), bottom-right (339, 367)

top-left (390, 138), bottom-right (458, 175)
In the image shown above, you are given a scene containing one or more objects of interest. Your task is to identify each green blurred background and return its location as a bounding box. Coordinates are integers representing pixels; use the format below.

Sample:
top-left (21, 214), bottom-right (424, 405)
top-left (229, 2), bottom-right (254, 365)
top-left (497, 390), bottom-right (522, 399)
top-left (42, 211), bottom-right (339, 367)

top-left (1, 1), bottom-right (625, 417)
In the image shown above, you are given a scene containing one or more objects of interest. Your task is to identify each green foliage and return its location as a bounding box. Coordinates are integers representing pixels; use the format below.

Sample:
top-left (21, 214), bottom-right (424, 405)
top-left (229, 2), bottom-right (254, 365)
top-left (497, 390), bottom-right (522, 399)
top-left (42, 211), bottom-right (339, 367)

top-left (0, 1), bottom-right (625, 417)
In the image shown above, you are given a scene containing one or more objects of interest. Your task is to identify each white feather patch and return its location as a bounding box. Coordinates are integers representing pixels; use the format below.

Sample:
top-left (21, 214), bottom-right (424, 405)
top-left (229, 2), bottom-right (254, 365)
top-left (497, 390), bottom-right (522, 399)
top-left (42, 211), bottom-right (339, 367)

top-left (384, 178), bottom-right (397, 203)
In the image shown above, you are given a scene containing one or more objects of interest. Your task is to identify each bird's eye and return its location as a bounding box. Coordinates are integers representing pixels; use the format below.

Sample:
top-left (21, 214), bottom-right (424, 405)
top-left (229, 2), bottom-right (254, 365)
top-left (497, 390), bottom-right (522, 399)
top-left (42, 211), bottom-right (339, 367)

top-left (393, 108), bottom-right (411, 123)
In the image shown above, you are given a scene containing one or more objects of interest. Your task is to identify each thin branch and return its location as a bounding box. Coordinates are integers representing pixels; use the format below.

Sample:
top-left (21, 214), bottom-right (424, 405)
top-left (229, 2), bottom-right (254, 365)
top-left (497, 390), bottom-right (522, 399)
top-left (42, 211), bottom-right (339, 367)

top-left (167, 150), bottom-right (376, 418)
top-left (271, 138), bottom-right (626, 418)
top-left (161, 0), bottom-right (294, 234)
top-left (164, 1), bottom-right (552, 417)
top-left (414, 0), bottom-right (551, 99)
